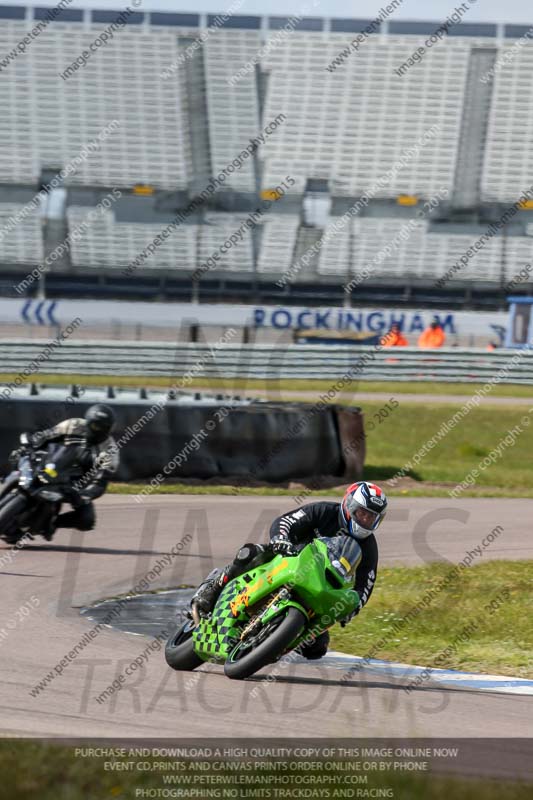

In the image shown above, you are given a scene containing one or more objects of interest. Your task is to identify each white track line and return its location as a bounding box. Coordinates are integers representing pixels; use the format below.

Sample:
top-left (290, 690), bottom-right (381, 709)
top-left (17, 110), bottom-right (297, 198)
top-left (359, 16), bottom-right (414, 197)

top-left (291, 651), bottom-right (533, 696)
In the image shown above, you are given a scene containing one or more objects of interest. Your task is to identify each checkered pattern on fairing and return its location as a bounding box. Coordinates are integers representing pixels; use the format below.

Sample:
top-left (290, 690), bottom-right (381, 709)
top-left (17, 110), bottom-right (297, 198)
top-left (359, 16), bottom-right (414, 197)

top-left (192, 575), bottom-right (250, 661)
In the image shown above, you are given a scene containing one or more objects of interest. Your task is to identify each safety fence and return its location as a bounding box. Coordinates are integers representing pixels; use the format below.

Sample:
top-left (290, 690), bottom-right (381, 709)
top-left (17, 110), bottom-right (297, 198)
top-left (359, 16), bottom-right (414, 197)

top-left (0, 341), bottom-right (532, 384)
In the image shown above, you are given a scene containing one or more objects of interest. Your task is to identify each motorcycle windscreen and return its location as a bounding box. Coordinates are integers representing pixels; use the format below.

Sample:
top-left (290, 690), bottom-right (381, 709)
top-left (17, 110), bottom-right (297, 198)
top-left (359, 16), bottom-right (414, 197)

top-left (319, 535), bottom-right (362, 582)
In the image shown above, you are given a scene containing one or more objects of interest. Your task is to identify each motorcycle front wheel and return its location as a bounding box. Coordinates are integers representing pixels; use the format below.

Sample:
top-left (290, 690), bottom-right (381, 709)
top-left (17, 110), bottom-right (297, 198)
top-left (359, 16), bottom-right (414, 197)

top-left (165, 620), bottom-right (204, 671)
top-left (224, 606), bottom-right (306, 680)
top-left (0, 493), bottom-right (29, 542)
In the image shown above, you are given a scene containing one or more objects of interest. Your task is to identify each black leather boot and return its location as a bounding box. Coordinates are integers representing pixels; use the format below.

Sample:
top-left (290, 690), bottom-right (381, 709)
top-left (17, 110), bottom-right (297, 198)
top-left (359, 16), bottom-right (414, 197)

top-left (191, 569), bottom-right (227, 617)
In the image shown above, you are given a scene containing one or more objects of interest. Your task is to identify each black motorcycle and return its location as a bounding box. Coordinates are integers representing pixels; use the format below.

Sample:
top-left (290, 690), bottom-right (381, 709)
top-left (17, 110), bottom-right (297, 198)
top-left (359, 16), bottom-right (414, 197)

top-left (0, 442), bottom-right (85, 545)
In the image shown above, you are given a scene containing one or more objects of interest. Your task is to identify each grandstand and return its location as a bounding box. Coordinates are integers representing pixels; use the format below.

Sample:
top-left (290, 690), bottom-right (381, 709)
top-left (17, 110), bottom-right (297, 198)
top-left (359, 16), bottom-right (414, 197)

top-left (0, 202), bottom-right (43, 264)
top-left (1, 6), bottom-right (533, 308)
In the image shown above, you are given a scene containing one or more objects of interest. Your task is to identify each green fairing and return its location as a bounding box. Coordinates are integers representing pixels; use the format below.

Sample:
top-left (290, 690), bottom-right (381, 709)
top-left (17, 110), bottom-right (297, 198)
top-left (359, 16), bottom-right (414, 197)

top-left (192, 538), bottom-right (360, 663)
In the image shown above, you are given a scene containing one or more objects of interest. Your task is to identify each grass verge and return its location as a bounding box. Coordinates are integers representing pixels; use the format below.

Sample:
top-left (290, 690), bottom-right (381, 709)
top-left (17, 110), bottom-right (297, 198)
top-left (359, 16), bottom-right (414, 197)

top-left (110, 399), bottom-right (533, 497)
top-left (108, 482), bottom-right (533, 499)
top-left (362, 400), bottom-right (533, 491)
top-left (2, 372), bottom-right (533, 398)
top-left (331, 560), bottom-right (533, 679)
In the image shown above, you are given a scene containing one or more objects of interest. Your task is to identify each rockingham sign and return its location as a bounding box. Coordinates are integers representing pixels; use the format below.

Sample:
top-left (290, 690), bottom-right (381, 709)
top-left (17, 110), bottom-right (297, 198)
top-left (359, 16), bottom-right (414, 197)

top-left (0, 299), bottom-right (507, 342)
top-left (254, 307), bottom-right (456, 335)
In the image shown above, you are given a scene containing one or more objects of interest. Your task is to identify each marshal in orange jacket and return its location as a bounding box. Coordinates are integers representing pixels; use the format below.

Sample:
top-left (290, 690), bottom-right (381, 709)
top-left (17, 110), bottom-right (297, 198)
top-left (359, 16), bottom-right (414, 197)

top-left (381, 325), bottom-right (409, 347)
top-left (418, 323), bottom-right (446, 349)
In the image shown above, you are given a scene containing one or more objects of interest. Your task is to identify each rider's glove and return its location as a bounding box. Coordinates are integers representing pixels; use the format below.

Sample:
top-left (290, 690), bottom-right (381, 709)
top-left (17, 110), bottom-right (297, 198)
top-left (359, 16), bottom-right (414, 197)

top-left (270, 536), bottom-right (297, 556)
top-left (9, 434), bottom-right (31, 465)
top-left (8, 448), bottom-right (23, 465)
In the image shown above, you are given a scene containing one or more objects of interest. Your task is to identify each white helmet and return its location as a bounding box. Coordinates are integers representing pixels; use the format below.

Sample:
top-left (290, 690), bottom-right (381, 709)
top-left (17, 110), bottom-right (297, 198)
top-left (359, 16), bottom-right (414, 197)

top-left (341, 481), bottom-right (388, 539)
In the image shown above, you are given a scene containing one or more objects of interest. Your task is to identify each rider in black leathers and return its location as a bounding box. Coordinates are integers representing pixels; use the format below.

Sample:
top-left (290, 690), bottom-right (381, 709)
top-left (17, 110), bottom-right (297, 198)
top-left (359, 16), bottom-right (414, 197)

top-left (1, 404), bottom-right (119, 534)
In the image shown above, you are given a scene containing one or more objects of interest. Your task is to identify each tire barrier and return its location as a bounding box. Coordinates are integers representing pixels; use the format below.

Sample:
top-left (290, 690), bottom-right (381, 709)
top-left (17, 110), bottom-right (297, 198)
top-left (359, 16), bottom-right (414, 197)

top-left (336, 406), bottom-right (366, 479)
top-left (0, 392), bottom-right (365, 483)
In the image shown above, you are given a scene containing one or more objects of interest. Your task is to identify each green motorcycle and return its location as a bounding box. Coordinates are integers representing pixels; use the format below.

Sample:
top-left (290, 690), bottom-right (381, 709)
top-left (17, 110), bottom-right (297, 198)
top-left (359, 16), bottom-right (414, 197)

top-left (165, 535), bottom-right (362, 680)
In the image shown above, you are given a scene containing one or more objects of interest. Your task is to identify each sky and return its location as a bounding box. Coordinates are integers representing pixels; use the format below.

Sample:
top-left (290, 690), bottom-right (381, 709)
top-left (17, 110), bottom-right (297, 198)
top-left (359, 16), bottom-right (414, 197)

top-left (3, 0), bottom-right (533, 25)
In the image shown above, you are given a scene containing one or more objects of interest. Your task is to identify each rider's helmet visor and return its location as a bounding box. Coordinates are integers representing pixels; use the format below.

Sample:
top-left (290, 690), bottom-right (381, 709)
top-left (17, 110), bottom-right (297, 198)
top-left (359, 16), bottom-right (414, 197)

top-left (353, 506), bottom-right (380, 531)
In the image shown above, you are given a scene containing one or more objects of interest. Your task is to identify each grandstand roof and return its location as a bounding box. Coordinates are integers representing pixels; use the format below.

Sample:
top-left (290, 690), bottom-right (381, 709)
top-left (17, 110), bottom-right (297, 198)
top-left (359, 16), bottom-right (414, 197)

top-left (0, 4), bottom-right (528, 37)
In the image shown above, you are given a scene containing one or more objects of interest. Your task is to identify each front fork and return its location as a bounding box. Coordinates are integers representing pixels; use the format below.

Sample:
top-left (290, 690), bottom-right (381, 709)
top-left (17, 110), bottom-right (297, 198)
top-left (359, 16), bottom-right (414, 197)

top-left (254, 590), bottom-right (309, 633)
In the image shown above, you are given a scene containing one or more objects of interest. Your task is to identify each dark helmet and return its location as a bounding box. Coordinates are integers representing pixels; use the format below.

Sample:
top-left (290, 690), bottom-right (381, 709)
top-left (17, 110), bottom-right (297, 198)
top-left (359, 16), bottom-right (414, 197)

top-left (85, 404), bottom-right (115, 443)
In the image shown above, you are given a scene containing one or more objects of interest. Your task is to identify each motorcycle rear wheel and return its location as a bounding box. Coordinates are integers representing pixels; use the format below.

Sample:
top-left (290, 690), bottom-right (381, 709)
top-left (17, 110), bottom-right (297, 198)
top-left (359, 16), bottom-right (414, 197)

top-left (224, 606), bottom-right (306, 680)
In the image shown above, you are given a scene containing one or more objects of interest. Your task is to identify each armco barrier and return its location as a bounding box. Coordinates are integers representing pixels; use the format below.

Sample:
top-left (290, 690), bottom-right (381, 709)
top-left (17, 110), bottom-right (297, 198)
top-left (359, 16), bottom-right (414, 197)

top-left (0, 393), bottom-right (365, 483)
top-left (0, 341), bottom-right (532, 383)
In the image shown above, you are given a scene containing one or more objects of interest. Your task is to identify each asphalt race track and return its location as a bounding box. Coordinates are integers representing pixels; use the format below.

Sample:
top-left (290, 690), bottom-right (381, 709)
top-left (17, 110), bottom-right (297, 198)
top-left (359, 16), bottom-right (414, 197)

top-left (0, 494), bottom-right (531, 771)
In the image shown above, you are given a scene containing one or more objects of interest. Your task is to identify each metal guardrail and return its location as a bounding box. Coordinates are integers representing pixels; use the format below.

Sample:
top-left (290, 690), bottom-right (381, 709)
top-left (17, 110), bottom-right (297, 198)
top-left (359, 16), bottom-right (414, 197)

top-left (0, 341), bottom-right (532, 384)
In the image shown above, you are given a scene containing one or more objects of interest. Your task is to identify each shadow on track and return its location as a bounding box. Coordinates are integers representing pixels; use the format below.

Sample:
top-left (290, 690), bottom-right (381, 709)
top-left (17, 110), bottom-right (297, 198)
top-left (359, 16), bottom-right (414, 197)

top-left (0, 571), bottom-right (52, 578)
top-left (4, 544), bottom-right (210, 559)
top-left (248, 672), bottom-right (490, 697)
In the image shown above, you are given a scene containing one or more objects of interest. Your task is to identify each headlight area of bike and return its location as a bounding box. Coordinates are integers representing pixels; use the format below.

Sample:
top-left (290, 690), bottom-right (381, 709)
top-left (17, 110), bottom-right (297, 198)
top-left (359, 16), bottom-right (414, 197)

top-left (18, 457), bottom-right (33, 488)
top-left (319, 536), bottom-right (362, 586)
